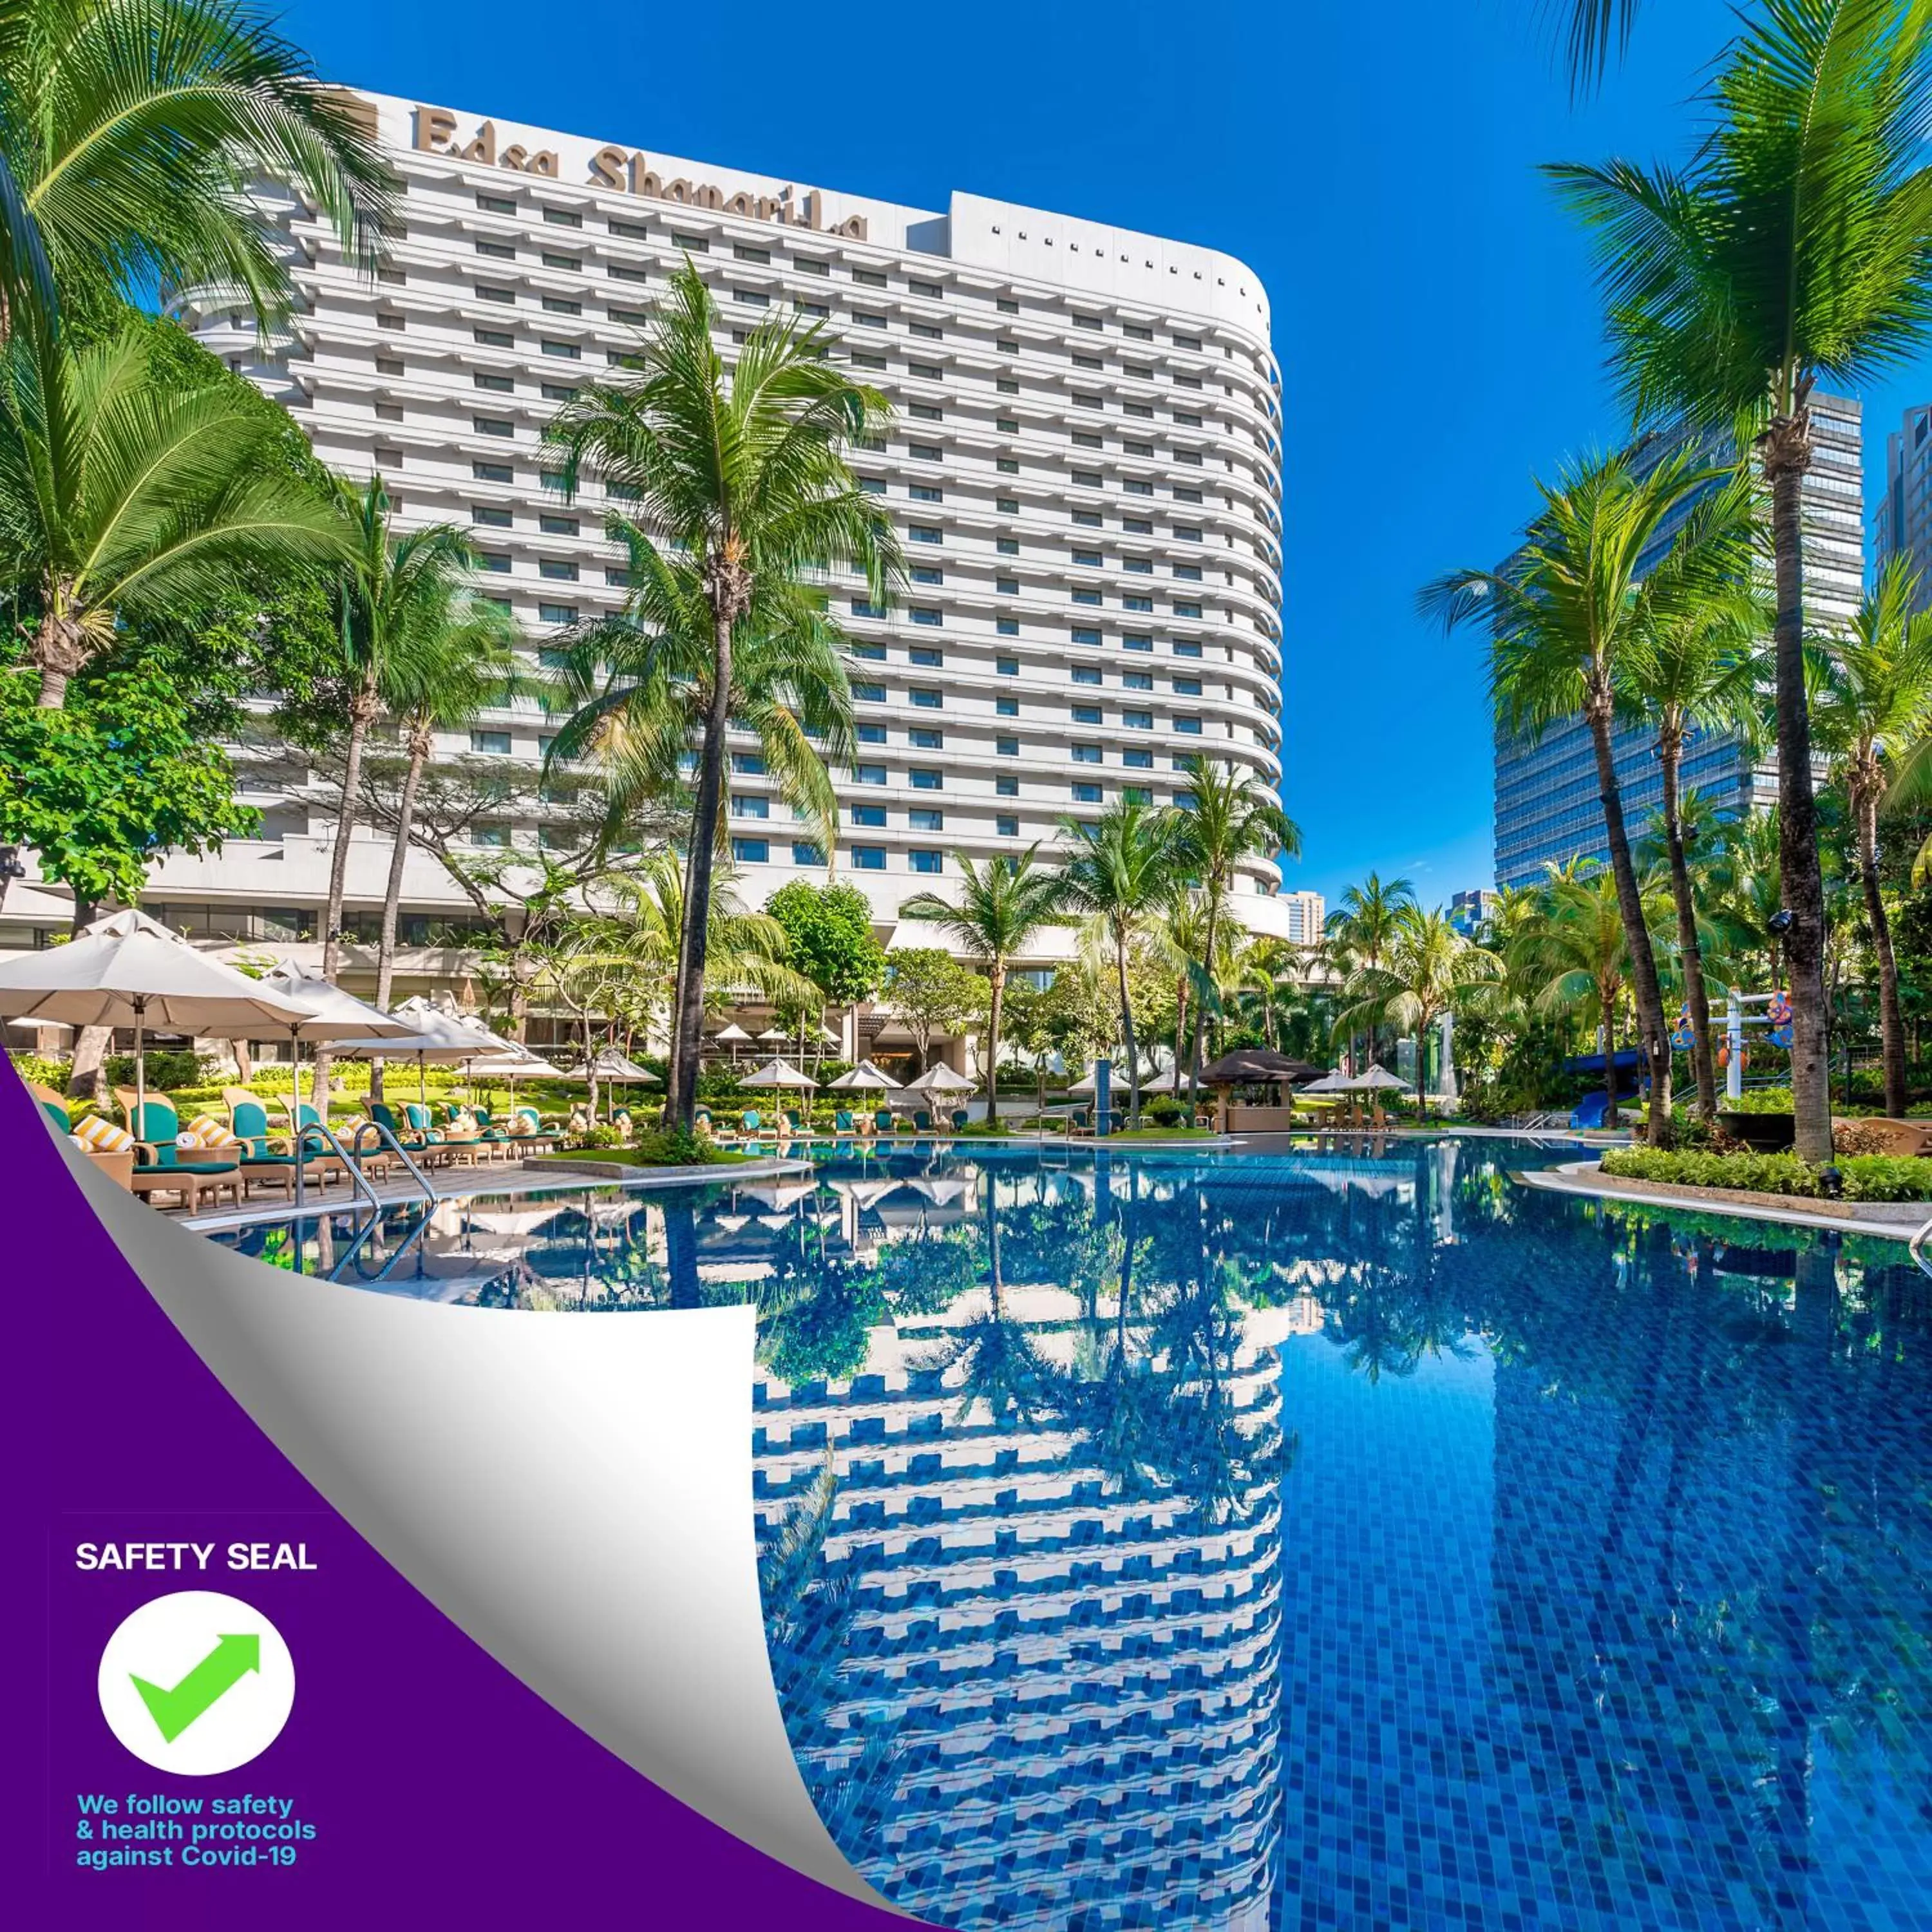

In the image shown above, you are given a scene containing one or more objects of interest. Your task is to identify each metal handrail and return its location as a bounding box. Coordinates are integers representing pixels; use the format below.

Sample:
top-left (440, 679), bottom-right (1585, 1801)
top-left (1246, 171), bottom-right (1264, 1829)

top-left (292, 1121), bottom-right (382, 1217)
top-left (1911, 1208), bottom-right (1932, 1283)
top-left (348, 1119), bottom-right (436, 1205)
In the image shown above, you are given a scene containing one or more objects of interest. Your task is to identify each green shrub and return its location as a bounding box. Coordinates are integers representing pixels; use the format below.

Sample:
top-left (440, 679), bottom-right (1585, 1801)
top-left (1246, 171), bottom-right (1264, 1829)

top-left (629, 1126), bottom-right (719, 1166)
top-left (1718, 1086), bottom-right (1795, 1115)
top-left (1600, 1147), bottom-right (1932, 1203)
top-left (567, 1122), bottom-right (626, 1151)
top-left (8, 1052), bottom-right (70, 1091)
top-left (103, 1049), bottom-right (214, 1092)
top-left (1142, 1095), bottom-right (1188, 1127)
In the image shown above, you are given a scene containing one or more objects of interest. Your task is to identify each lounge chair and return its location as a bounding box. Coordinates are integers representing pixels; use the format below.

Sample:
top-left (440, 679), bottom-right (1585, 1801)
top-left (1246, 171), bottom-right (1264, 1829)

top-left (112, 1088), bottom-right (244, 1212)
top-left (404, 1101), bottom-right (480, 1167)
top-left (949, 1109), bottom-right (970, 1132)
top-left (30, 1081), bottom-right (135, 1189)
top-left (832, 1108), bottom-right (858, 1142)
top-left (873, 1108), bottom-right (894, 1138)
top-left (216, 1089), bottom-right (345, 1199)
top-left (913, 1109), bottom-right (933, 1133)
top-left (501, 1104), bottom-right (558, 1156)
top-left (365, 1101), bottom-right (451, 1167)
top-left (739, 1109), bottom-right (773, 1150)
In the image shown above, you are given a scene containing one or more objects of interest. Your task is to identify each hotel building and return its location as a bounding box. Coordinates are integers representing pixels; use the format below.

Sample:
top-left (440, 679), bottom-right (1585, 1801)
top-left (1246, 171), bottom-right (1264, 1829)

top-left (64, 89), bottom-right (1292, 985)
top-left (1492, 399), bottom-right (1864, 890)
top-left (1871, 401), bottom-right (1932, 610)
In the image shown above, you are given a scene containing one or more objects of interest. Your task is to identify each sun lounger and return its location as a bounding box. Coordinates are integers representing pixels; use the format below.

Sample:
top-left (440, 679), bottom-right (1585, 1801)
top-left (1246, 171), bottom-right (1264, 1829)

top-left (30, 1081), bottom-right (136, 1189)
top-left (113, 1088), bottom-right (247, 1209)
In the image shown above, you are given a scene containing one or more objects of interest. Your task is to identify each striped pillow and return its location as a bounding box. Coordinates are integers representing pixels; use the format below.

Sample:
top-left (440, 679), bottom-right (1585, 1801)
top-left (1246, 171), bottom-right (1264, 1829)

top-left (185, 1115), bottom-right (243, 1150)
top-left (512, 1106), bottom-right (542, 1133)
top-left (71, 1113), bottom-right (135, 1153)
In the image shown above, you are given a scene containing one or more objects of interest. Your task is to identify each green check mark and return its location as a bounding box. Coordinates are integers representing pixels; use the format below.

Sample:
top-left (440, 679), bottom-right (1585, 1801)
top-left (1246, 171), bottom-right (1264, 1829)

top-left (129, 1633), bottom-right (261, 1743)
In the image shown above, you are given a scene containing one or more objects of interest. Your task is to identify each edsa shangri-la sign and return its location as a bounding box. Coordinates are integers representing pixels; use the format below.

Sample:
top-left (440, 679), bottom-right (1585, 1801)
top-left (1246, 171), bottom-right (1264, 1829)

top-left (410, 104), bottom-right (871, 239)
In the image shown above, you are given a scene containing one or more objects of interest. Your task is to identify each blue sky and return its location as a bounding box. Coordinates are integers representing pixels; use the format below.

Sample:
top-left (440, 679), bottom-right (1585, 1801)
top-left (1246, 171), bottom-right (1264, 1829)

top-left (288, 0), bottom-right (1930, 907)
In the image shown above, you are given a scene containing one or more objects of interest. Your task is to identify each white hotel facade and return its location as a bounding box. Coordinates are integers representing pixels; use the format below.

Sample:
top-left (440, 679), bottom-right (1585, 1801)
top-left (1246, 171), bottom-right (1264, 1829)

top-left (52, 88), bottom-right (1292, 985)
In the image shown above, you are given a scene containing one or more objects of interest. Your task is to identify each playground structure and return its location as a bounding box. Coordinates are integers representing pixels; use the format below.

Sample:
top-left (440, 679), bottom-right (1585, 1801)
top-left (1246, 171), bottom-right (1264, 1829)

top-left (1688, 988), bottom-right (1792, 1101)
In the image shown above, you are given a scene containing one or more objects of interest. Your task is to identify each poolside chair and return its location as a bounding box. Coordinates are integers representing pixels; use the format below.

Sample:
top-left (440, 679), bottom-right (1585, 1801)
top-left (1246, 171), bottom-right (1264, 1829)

top-left (404, 1101), bottom-right (480, 1166)
top-left (781, 1108), bottom-right (806, 1139)
top-left (739, 1109), bottom-right (773, 1150)
top-left (365, 1101), bottom-right (450, 1169)
top-left (949, 1109), bottom-right (970, 1132)
top-left (502, 1104), bottom-right (557, 1156)
top-left (216, 1088), bottom-right (343, 1199)
top-left (611, 1107), bottom-right (636, 1144)
top-left (30, 1081), bottom-right (135, 1189)
top-left (873, 1108), bottom-right (894, 1138)
top-left (112, 1088), bottom-right (244, 1213)
top-left (833, 1108), bottom-right (857, 1141)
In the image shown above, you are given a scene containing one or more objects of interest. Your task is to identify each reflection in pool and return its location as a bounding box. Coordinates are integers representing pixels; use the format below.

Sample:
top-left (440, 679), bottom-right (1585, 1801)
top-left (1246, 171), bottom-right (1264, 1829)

top-left (212, 1138), bottom-right (1932, 1930)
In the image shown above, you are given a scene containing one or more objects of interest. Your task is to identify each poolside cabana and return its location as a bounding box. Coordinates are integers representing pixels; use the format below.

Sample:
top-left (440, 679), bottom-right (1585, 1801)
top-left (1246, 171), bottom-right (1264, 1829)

top-left (1200, 1050), bottom-right (1319, 1132)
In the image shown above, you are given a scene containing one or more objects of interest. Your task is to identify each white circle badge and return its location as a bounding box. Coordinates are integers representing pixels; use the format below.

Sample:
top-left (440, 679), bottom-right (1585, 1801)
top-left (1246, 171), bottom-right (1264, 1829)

top-left (97, 1591), bottom-right (296, 1775)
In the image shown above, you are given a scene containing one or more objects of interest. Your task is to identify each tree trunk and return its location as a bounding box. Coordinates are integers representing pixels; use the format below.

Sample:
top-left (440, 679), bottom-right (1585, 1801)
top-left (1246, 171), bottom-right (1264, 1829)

top-left (1586, 692), bottom-right (1673, 1146)
top-left (312, 689), bottom-right (375, 1108)
top-left (1659, 728), bottom-right (1717, 1121)
top-left (33, 594), bottom-right (91, 710)
top-left (987, 962), bottom-right (1005, 1123)
top-left (1115, 927), bottom-right (1141, 1130)
top-left (369, 734), bottom-right (430, 1104)
top-left (1187, 891), bottom-right (1220, 1119)
top-left (1762, 413), bottom-right (1831, 1162)
top-left (670, 605), bottom-right (734, 1129)
top-left (64, 895), bottom-right (110, 1099)
top-left (1857, 788), bottom-right (1908, 1120)
top-left (1603, 994), bottom-right (1618, 1131)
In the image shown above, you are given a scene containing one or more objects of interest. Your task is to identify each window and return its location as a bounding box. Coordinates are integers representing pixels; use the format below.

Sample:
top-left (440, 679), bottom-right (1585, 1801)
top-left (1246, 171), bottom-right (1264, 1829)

top-left (542, 338), bottom-right (580, 359)
top-left (1124, 594), bottom-right (1153, 612)
top-left (856, 723), bottom-right (887, 745)
top-left (377, 311), bottom-right (406, 331)
top-left (906, 647), bottom-right (942, 670)
top-left (795, 256), bottom-right (830, 275)
top-left (733, 242), bottom-right (770, 264)
top-left (909, 607), bottom-right (943, 627)
top-left (733, 794), bottom-right (770, 819)
top-left (1174, 487), bottom-right (1203, 505)
top-left (609, 307), bottom-right (651, 327)
top-left (1072, 587), bottom-right (1102, 607)
top-left (1175, 716), bottom-right (1204, 735)
top-left (471, 730), bottom-right (511, 755)
top-left (996, 815), bottom-right (1019, 838)
top-left (538, 603), bottom-right (578, 625)
top-left (997, 578), bottom-right (1020, 596)
top-left (477, 192), bottom-right (516, 214)
top-left (851, 846), bottom-right (886, 870)
top-left (909, 768), bottom-right (943, 790)
top-left (542, 296), bottom-right (580, 315)
top-left (1072, 431), bottom-right (1103, 450)
top-left (851, 599), bottom-right (885, 620)
top-left (475, 285), bottom-right (514, 305)
top-left (1125, 478), bottom-right (1153, 496)
top-left (473, 460), bottom-right (513, 483)
top-left (996, 694), bottom-right (1019, 716)
top-left (1124, 633), bottom-right (1153, 652)
top-left (473, 506), bottom-right (512, 528)
top-left (791, 842), bottom-right (824, 866)
top-left (1123, 670), bottom-right (1153, 691)
top-left (1123, 747), bottom-right (1153, 769)
top-left (997, 457), bottom-right (1019, 475)
top-left (1172, 638), bottom-right (1204, 659)
top-left (734, 288), bottom-right (769, 308)
top-left (852, 681), bottom-right (886, 702)
top-left (911, 565), bottom-right (944, 586)
top-left (732, 837), bottom-right (769, 864)
top-left (851, 641), bottom-right (886, 660)
top-left (909, 484), bottom-right (943, 503)
top-left (997, 618), bottom-right (1020, 636)
top-left (605, 566), bottom-right (632, 587)
top-left (909, 524), bottom-right (943, 544)
top-left (473, 415), bottom-right (514, 437)
top-left (1173, 676), bottom-right (1202, 696)
top-left (1072, 782), bottom-right (1103, 803)
top-left (1072, 665), bottom-right (1101, 686)
top-left (475, 238), bottom-right (516, 260)
top-left (475, 552), bottom-right (511, 573)
top-left (998, 496), bottom-right (1019, 515)
top-left (1123, 710), bottom-right (1153, 730)
top-left (1070, 626), bottom-right (1102, 647)
top-left (909, 277), bottom-right (943, 299)
top-left (997, 737), bottom-right (1019, 758)
top-left (732, 752), bottom-right (767, 775)
top-left (541, 384), bottom-right (578, 402)
top-left (1072, 508), bottom-right (1103, 528)
top-left (996, 537), bottom-right (1019, 556)
top-left (997, 376), bottom-right (1020, 396)
top-left (1124, 322), bottom-right (1153, 341)
top-left (855, 764), bottom-right (887, 786)
top-left (910, 849), bottom-right (943, 874)
top-left (610, 218), bottom-right (651, 241)
top-left (609, 261), bottom-right (649, 283)
top-left (1124, 516), bottom-right (1153, 535)
top-left (851, 803), bottom-right (886, 828)
top-left (1072, 709), bottom-right (1102, 728)
top-left (909, 808), bottom-right (944, 832)
top-left (997, 773), bottom-right (1019, 796)
top-left (1122, 786), bottom-right (1152, 805)
top-left (997, 658), bottom-right (1019, 677)
top-left (1173, 332), bottom-right (1201, 350)
top-left (544, 206), bottom-right (582, 228)
top-left (908, 442), bottom-right (942, 462)
top-left (998, 296), bottom-right (1020, 314)
top-left (1072, 469), bottom-right (1103, 489)
top-left (799, 301), bottom-right (829, 319)
top-left (860, 477), bottom-right (886, 495)
top-left (1174, 563), bottom-right (1202, 583)
top-left (910, 690), bottom-right (943, 711)
top-left (1174, 601), bottom-right (1204, 619)
top-left (670, 232), bottom-right (708, 252)
top-left (1124, 556), bottom-right (1153, 574)
top-left (542, 252), bottom-right (581, 272)
top-left (853, 310), bottom-right (887, 328)
top-left (375, 357), bottom-right (405, 377)
top-left (474, 370), bottom-right (513, 393)
top-left (852, 267), bottom-right (887, 288)
top-left (910, 403), bottom-right (943, 422)
top-left (540, 559), bottom-right (578, 581)
top-left (471, 822), bottom-right (510, 847)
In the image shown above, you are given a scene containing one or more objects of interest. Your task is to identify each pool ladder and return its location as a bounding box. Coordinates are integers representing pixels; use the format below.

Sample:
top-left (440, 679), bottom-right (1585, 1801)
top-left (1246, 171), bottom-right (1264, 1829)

top-left (290, 1119), bottom-right (435, 1218)
top-left (1911, 1208), bottom-right (1932, 1284)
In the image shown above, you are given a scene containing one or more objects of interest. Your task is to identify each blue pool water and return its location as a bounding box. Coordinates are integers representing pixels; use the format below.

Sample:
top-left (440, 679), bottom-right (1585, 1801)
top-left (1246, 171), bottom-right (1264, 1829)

top-left (213, 1138), bottom-right (1932, 1929)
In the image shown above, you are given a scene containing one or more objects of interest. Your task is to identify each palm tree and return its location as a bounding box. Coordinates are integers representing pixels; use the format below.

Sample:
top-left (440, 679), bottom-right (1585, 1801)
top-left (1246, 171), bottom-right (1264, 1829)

top-left (1323, 872), bottom-right (1416, 1073)
top-left (1815, 559), bottom-right (1932, 1117)
top-left (1547, 0), bottom-right (1643, 95)
top-left (898, 846), bottom-right (1063, 1119)
top-left (1055, 799), bottom-right (1179, 1130)
top-left (1424, 450), bottom-right (1752, 1150)
top-left (0, 317), bottom-right (349, 706)
top-left (544, 261), bottom-right (898, 1128)
top-left (0, 0), bottom-right (393, 331)
top-left (1617, 587), bottom-right (1764, 1119)
top-left (1511, 861), bottom-right (1666, 1130)
top-left (1336, 904), bottom-right (1499, 1124)
top-left (309, 479), bottom-right (478, 1099)
top-left (369, 600), bottom-right (527, 1023)
top-left (1170, 757), bottom-right (1299, 1115)
top-left (1549, 0), bottom-right (1932, 1161)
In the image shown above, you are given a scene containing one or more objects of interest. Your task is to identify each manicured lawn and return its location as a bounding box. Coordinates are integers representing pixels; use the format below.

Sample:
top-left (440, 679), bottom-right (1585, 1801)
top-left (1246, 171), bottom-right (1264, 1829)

top-left (1096, 1127), bottom-right (1217, 1141)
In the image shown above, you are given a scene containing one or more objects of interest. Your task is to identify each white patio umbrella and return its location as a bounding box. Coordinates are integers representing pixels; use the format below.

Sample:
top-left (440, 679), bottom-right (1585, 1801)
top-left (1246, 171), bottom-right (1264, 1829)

top-left (710, 1022), bottom-right (751, 1067)
top-left (257, 961), bottom-right (415, 1132)
top-left (559, 1046), bottom-right (660, 1084)
top-left (331, 1002), bottom-right (499, 1108)
top-left (757, 1025), bottom-right (790, 1044)
top-left (741, 1057), bottom-right (818, 1090)
top-left (1300, 1068), bottom-right (1354, 1094)
top-left (464, 1038), bottom-right (557, 1112)
top-left (0, 908), bottom-right (321, 1124)
top-left (907, 1064), bottom-right (976, 1093)
top-left (828, 1059), bottom-right (902, 1092)
top-left (1351, 1065), bottom-right (1414, 1094)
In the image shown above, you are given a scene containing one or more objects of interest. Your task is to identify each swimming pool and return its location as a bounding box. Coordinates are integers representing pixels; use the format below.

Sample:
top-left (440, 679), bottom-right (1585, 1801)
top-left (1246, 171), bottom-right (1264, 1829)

top-left (212, 1137), bottom-right (1932, 1930)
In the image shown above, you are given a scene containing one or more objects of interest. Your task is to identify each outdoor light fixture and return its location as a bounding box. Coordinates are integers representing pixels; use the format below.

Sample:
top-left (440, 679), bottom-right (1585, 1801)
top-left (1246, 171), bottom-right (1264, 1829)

top-left (1819, 1166), bottom-right (1844, 1199)
top-left (1768, 908), bottom-right (1794, 935)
